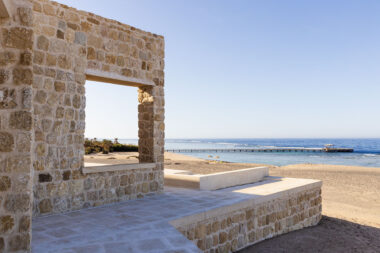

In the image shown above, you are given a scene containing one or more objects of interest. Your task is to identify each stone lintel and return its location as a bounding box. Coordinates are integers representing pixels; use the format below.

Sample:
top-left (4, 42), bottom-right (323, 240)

top-left (86, 69), bottom-right (155, 87)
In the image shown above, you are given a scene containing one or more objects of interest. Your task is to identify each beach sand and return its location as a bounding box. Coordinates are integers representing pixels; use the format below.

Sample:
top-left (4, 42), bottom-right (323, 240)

top-left (84, 152), bottom-right (140, 165)
top-left (84, 152), bottom-right (272, 174)
top-left (250, 163), bottom-right (380, 253)
top-left (270, 163), bottom-right (380, 229)
top-left (84, 152), bottom-right (380, 252)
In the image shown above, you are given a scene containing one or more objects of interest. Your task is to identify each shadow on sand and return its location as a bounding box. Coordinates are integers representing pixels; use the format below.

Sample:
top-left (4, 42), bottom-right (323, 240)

top-left (238, 216), bottom-right (380, 253)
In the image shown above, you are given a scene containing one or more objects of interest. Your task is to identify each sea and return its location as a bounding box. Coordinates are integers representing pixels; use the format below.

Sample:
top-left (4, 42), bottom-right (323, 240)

top-left (118, 138), bottom-right (380, 167)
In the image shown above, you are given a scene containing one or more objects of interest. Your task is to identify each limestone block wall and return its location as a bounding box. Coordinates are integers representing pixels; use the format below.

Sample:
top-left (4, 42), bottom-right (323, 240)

top-left (30, 0), bottom-right (165, 216)
top-left (0, 0), bottom-right (165, 250)
top-left (35, 167), bottom-right (161, 214)
top-left (0, 0), bottom-right (34, 251)
top-left (174, 187), bottom-right (322, 253)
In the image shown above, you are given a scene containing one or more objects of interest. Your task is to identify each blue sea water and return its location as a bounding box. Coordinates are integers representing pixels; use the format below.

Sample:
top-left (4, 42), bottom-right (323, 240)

top-left (119, 138), bottom-right (380, 167)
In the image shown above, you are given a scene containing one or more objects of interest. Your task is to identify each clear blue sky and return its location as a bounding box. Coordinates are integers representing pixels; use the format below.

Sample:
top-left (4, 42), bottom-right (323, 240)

top-left (57, 0), bottom-right (380, 139)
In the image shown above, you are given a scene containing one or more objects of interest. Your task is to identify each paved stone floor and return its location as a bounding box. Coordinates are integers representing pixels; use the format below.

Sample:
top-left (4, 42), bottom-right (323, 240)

top-left (32, 177), bottom-right (319, 253)
top-left (32, 188), bottom-right (251, 253)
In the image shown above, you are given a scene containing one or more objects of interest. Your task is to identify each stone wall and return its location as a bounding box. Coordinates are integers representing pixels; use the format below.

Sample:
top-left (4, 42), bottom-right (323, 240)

top-left (0, 0), bottom-right (164, 250)
top-left (36, 166), bottom-right (161, 214)
top-left (30, 0), bottom-right (165, 216)
top-left (0, 0), bottom-right (34, 251)
top-left (0, 1), bottom-right (34, 252)
top-left (174, 187), bottom-right (322, 253)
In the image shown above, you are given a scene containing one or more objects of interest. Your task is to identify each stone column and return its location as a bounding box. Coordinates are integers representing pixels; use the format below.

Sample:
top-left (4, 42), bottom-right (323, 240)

top-left (138, 86), bottom-right (154, 163)
top-left (138, 84), bottom-right (165, 190)
top-left (0, 0), bottom-right (34, 252)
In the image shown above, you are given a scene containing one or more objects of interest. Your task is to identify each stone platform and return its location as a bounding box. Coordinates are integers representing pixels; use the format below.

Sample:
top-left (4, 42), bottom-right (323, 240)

top-left (164, 167), bottom-right (269, 190)
top-left (32, 177), bottom-right (322, 253)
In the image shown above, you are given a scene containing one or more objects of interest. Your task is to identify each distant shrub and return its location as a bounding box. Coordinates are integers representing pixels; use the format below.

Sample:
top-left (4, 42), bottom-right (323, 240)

top-left (85, 147), bottom-right (93, 155)
top-left (84, 138), bottom-right (138, 154)
top-left (112, 143), bottom-right (139, 152)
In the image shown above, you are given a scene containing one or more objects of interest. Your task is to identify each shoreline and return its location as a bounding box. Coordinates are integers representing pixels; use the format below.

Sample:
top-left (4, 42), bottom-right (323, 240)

top-left (84, 151), bottom-right (380, 170)
top-left (165, 151), bottom-right (380, 169)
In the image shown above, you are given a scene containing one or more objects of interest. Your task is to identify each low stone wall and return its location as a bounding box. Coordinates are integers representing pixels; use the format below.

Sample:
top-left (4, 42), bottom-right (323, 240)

top-left (33, 165), bottom-right (164, 215)
top-left (173, 186), bottom-right (322, 253)
top-left (165, 167), bottom-right (269, 190)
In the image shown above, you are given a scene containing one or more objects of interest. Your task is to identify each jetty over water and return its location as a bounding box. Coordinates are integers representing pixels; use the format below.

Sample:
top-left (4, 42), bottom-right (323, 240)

top-left (166, 147), bottom-right (354, 153)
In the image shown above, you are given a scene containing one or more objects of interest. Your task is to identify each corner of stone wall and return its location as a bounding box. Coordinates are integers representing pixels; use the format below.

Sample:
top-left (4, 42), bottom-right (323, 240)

top-left (0, 0), bottom-right (35, 252)
top-left (174, 186), bottom-right (322, 253)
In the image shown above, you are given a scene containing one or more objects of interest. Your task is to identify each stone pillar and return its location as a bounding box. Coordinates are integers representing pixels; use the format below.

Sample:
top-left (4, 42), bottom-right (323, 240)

top-left (138, 86), bottom-right (154, 163)
top-left (138, 84), bottom-right (165, 190)
top-left (0, 0), bottom-right (34, 252)
top-left (138, 85), bottom-right (165, 163)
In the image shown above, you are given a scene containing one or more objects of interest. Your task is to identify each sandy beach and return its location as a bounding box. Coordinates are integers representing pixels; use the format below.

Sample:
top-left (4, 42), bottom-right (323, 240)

top-left (270, 163), bottom-right (380, 228)
top-left (84, 152), bottom-right (380, 252)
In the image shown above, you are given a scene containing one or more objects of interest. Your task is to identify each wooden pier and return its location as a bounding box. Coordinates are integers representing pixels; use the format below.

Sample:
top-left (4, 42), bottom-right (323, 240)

top-left (165, 147), bottom-right (354, 153)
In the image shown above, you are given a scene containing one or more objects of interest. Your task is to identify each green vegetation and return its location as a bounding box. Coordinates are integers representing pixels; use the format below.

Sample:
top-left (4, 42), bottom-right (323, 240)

top-left (84, 138), bottom-right (138, 154)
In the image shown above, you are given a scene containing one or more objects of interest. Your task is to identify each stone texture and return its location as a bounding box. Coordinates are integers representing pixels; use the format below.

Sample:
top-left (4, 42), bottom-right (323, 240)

top-left (0, 2), bottom-right (34, 253)
top-left (0, 51), bottom-right (16, 66)
top-left (2, 28), bottom-right (33, 49)
top-left (39, 174), bottom-right (52, 183)
top-left (4, 194), bottom-right (30, 212)
top-left (0, 215), bottom-right (14, 233)
top-left (54, 81), bottom-right (65, 92)
top-left (175, 187), bottom-right (322, 252)
top-left (20, 52), bottom-right (33, 66)
top-left (1, 1), bottom-right (165, 251)
top-left (57, 55), bottom-right (71, 69)
top-left (37, 35), bottom-right (49, 51)
top-left (75, 32), bottom-right (87, 46)
top-left (30, 0), bottom-right (165, 217)
top-left (39, 199), bottom-right (53, 214)
top-left (0, 176), bottom-right (11, 192)
top-left (0, 132), bottom-right (14, 152)
top-left (0, 88), bottom-right (17, 109)
top-left (34, 90), bottom-right (47, 104)
top-left (13, 68), bottom-right (33, 85)
top-left (9, 111), bottom-right (32, 130)
top-left (8, 234), bottom-right (29, 251)
top-left (0, 69), bottom-right (10, 84)
top-left (18, 7), bottom-right (33, 26)
top-left (57, 30), bottom-right (64, 39)
top-left (32, 181), bottom-right (322, 253)
top-left (19, 216), bottom-right (30, 233)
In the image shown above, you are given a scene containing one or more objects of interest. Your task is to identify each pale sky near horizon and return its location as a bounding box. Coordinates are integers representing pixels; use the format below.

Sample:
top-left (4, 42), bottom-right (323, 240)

top-left (56, 0), bottom-right (380, 139)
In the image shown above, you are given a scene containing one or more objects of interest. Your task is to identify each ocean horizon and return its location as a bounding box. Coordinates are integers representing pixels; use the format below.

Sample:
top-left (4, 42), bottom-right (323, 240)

top-left (112, 138), bottom-right (380, 168)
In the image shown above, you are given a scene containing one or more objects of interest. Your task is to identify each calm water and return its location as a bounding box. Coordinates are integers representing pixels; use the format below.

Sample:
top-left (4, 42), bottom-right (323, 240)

top-left (119, 138), bottom-right (380, 167)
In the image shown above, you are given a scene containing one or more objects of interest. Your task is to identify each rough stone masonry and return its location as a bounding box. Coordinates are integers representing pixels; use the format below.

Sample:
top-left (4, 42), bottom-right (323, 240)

top-left (0, 0), bottom-right (165, 251)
